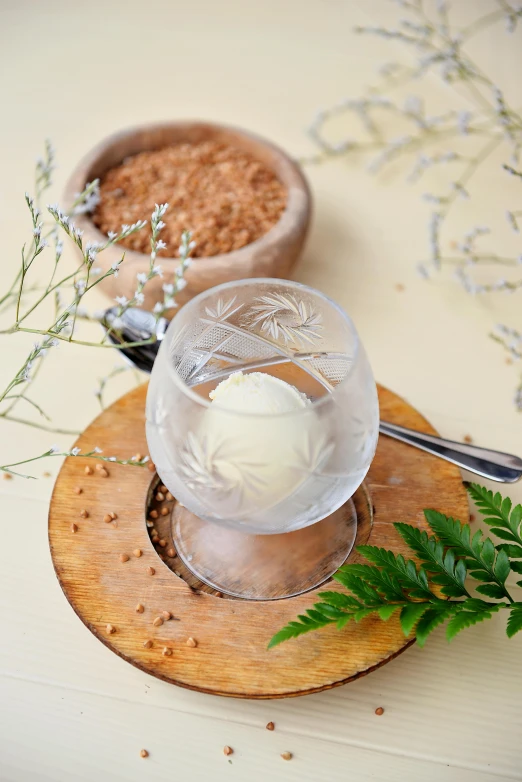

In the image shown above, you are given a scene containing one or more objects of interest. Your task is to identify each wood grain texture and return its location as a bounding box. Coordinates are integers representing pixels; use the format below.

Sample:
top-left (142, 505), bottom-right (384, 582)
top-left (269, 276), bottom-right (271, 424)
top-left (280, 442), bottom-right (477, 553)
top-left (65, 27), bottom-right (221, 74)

top-left (48, 383), bottom-right (468, 699)
top-left (63, 121), bottom-right (312, 310)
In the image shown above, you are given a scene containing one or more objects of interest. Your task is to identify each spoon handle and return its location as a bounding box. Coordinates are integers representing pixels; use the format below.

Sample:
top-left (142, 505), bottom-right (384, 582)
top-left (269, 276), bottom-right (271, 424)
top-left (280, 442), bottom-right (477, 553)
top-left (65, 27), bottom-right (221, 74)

top-left (379, 422), bottom-right (522, 483)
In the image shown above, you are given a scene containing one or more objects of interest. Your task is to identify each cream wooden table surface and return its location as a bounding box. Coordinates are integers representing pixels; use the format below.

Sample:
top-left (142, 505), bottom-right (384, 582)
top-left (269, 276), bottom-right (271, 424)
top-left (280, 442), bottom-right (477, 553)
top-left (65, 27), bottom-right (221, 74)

top-left (1, 1), bottom-right (521, 780)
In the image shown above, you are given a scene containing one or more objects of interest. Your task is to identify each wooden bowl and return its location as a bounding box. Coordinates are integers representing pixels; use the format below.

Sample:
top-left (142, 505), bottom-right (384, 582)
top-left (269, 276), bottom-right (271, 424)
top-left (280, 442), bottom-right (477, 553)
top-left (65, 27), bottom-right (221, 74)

top-left (64, 122), bottom-right (312, 309)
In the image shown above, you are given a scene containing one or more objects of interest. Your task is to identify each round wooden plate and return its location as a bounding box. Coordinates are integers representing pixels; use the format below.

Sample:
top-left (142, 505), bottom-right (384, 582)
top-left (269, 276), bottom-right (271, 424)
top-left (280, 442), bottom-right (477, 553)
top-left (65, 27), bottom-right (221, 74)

top-left (49, 384), bottom-right (468, 699)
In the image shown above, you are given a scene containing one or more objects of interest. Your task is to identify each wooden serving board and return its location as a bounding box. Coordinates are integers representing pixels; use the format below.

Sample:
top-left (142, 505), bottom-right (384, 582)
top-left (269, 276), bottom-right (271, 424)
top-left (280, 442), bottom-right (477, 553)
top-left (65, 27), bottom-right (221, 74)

top-left (48, 384), bottom-right (468, 699)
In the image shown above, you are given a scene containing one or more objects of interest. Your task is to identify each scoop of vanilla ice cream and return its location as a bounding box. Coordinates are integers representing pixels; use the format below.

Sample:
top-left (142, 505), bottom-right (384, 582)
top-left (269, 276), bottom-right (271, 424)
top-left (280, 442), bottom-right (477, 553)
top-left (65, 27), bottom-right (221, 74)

top-left (209, 371), bottom-right (309, 414)
top-left (197, 371), bottom-right (328, 524)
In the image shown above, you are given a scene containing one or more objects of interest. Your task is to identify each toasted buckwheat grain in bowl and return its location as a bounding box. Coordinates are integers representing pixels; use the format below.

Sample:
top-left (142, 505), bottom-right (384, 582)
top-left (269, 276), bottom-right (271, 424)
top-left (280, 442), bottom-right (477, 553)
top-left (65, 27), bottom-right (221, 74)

top-left (92, 140), bottom-right (287, 258)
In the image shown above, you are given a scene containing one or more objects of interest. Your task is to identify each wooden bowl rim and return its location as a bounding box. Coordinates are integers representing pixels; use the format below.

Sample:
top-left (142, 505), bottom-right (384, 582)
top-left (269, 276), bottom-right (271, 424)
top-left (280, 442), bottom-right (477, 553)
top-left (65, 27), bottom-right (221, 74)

top-left (63, 120), bottom-right (312, 272)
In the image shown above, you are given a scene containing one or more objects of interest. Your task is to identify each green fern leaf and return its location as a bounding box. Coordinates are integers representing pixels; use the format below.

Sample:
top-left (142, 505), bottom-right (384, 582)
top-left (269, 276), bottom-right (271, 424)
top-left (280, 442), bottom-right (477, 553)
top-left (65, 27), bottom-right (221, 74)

top-left (506, 605), bottom-right (522, 638)
top-left (494, 548), bottom-right (511, 584)
top-left (336, 614), bottom-right (352, 630)
top-left (455, 559), bottom-right (467, 586)
top-left (481, 538), bottom-right (496, 568)
top-left (353, 607), bottom-right (378, 622)
top-left (332, 571), bottom-right (382, 604)
top-left (446, 599), bottom-right (503, 641)
top-left (416, 603), bottom-right (462, 647)
top-left (377, 605), bottom-right (401, 620)
top-left (306, 608), bottom-right (334, 624)
top-left (313, 603), bottom-right (350, 621)
top-left (267, 610), bottom-right (336, 648)
top-left (356, 545), bottom-right (435, 600)
top-left (467, 484), bottom-right (522, 543)
top-left (394, 522), bottom-right (469, 598)
top-left (475, 583), bottom-right (507, 599)
top-left (488, 528), bottom-right (519, 542)
top-left (317, 591), bottom-right (362, 610)
top-left (501, 496), bottom-right (512, 518)
top-left (269, 484), bottom-right (518, 650)
top-left (425, 510), bottom-right (510, 598)
top-left (339, 563), bottom-right (405, 601)
top-left (400, 603), bottom-right (431, 636)
top-left (510, 505), bottom-right (522, 534)
top-left (468, 569), bottom-right (491, 581)
top-left (496, 543), bottom-right (522, 558)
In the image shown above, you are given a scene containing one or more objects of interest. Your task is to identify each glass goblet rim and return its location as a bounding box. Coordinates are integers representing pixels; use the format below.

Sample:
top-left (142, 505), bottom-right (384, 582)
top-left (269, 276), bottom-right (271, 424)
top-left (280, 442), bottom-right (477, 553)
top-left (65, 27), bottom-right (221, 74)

top-left (163, 277), bottom-right (361, 420)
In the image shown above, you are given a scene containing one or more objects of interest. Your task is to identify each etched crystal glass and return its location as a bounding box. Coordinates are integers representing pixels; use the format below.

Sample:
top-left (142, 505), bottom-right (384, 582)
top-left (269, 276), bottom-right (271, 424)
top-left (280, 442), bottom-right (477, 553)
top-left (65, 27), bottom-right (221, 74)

top-left (146, 279), bottom-right (379, 598)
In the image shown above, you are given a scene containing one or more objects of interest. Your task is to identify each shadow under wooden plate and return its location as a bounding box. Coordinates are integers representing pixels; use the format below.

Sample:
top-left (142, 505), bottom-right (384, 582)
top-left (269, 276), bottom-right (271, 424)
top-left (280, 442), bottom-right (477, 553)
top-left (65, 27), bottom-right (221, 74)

top-left (48, 383), bottom-right (468, 699)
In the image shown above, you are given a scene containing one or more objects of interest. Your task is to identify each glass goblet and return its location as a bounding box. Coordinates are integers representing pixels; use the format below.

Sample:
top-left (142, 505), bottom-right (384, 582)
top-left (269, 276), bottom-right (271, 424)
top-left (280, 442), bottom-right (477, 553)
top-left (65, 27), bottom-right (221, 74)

top-left (146, 279), bottom-right (379, 599)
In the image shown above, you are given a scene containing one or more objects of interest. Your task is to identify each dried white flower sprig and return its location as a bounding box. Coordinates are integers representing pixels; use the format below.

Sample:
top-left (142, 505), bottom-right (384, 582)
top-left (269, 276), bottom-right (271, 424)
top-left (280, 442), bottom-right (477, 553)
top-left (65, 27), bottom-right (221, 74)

top-left (0, 143), bottom-right (194, 475)
top-left (305, 0), bottom-right (522, 408)
top-left (1, 447), bottom-right (149, 480)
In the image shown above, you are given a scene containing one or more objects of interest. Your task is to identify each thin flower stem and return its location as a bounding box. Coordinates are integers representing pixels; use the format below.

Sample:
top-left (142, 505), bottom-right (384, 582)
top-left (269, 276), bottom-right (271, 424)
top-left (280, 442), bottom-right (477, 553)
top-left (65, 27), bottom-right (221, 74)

top-left (464, 76), bottom-right (496, 115)
top-left (17, 263), bottom-right (85, 325)
top-left (440, 135), bottom-right (504, 219)
top-left (2, 343), bottom-right (47, 416)
top-left (14, 327), bottom-right (156, 349)
top-left (95, 365), bottom-right (133, 410)
top-left (15, 246), bottom-right (27, 323)
top-left (460, 9), bottom-right (507, 41)
top-left (69, 264), bottom-right (90, 341)
top-left (0, 414), bottom-right (81, 436)
top-left (0, 162), bottom-right (190, 477)
top-left (441, 255), bottom-right (520, 266)
top-left (0, 449), bottom-right (148, 477)
top-left (0, 268), bottom-right (23, 308)
top-left (2, 395), bottom-right (50, 420)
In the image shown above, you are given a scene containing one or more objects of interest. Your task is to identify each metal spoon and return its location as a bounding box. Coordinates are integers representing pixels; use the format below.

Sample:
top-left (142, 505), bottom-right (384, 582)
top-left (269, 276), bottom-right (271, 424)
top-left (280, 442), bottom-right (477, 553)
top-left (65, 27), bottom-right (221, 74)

top-left (102, 307), bottom-right (522, 483)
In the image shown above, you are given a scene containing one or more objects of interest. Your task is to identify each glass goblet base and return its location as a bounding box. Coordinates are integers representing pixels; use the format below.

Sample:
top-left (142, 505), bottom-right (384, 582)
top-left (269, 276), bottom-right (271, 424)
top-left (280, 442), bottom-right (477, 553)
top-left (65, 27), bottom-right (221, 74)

top-left (171, 498), bottom-right (361, 600)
